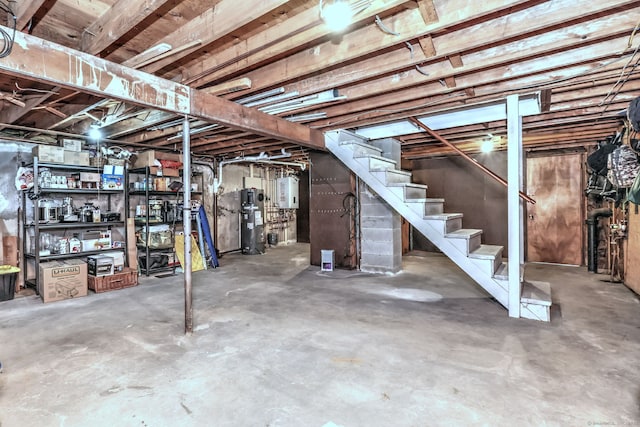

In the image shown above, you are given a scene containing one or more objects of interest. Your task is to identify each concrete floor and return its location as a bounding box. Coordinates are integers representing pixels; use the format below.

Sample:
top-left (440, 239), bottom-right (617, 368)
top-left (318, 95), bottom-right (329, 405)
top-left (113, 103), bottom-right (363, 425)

top-left (0, 243), bottom-right (639, 427)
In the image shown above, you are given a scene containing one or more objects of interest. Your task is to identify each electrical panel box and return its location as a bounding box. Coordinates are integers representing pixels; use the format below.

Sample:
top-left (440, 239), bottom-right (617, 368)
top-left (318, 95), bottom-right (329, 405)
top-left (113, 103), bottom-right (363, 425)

top-left (276, 176), bottom-right (299, 209)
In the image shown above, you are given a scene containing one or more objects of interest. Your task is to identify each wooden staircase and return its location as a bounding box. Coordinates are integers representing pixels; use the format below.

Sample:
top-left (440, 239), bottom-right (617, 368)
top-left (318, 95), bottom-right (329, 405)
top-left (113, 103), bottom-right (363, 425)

top-left (325, 130), bottom-right (551, 321)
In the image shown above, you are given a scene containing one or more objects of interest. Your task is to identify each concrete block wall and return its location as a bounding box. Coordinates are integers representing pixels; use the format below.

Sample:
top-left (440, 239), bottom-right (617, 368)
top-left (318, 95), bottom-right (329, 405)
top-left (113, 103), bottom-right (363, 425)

top-left (359, 185), bottom-right (402, 273)
top-left (358, 137), bottom-right (403, 273)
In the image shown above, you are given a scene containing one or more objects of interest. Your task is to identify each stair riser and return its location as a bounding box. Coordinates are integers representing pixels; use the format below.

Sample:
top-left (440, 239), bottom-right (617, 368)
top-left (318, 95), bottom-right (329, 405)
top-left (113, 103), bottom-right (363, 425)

top-left (470, 253), bottom-right (502, 276)
top-left (446, 234), bottom-right (482, 256)
top-left (371, 170), bottom-right (411, 185)
top-left (425, 217), bottom-right (462, 234)
top-left (424, 201), bottom-right (444, 215)
top-left (387, 186), bottom-right (427, 201)
top-left (406, 202), bottom-right (442, 216)
top-left (520, 303), bottom-right (551, 322)
top-left (366, 157), bottom-right (396, 170)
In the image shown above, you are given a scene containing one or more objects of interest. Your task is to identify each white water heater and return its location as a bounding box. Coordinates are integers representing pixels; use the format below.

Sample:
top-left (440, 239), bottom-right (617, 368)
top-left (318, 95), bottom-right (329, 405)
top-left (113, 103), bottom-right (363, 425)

top-left (276, 176), bottom-right (299, 209)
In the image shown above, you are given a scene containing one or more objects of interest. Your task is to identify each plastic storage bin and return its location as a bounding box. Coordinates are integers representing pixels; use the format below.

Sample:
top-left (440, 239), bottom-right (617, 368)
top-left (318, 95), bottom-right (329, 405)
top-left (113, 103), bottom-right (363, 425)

top-left (0, 265), bottom-right (20, 301)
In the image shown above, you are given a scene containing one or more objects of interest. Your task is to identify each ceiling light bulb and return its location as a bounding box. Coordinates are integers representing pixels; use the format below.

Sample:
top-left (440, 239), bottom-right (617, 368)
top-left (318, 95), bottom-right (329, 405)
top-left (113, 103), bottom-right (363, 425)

top-left (88, 124), bottom-right (102, 140)
top-left (321, 0), bottom-right (353, 32)
top-left (481, 139), bottom-right (494, 153)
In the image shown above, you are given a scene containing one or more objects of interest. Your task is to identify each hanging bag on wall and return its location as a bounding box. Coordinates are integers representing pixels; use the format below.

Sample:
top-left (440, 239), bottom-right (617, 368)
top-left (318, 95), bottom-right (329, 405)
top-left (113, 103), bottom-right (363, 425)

top-left (628, 97), bottom-right (640, 132)
top-left (628, 173), bottom-right (640, 205)
top-left (607, 144), bottom-right (640, 188)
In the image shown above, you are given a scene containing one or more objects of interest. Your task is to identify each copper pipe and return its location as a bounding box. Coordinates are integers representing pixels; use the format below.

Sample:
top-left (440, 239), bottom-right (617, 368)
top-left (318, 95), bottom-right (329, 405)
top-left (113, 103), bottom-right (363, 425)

top-left (408, 117), bottom-right (536, 204)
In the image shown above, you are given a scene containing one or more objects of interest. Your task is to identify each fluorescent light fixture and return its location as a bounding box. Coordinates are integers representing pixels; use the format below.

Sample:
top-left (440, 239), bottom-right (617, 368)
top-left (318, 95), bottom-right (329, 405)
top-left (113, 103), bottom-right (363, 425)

top-left (123, 43), bottom-right (172, 68)
top-left (285, 112), bottom-right (328, 122)
top-left (320, 0), bottom-right (353, 32)
top-left (260, 89), bottom-right (345, 115)
top-left (354, 93), bottom-right (541, 140)
top-left (236, 87), bottom-right (285, 105)
top-left (243, 91), bottom-right (299, 108)
top-left (168, 123), bottom-right (221, 141)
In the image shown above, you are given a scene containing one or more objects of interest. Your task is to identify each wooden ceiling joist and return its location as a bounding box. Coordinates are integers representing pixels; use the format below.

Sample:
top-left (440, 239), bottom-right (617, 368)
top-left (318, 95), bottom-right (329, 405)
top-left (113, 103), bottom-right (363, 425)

top-left (0, 26), bottom-right (324, 150)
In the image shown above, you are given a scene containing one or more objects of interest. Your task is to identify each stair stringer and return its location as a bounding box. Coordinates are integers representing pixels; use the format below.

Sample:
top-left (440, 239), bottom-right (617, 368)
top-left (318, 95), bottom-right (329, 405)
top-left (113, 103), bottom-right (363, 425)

top-left (325, 134), bottom-right (509, 308)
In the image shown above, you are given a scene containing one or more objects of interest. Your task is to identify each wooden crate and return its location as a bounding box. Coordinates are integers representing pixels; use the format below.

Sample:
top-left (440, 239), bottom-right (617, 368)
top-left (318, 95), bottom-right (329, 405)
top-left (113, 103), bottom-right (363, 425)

top-left (88, 268), bottom-right (138, 293)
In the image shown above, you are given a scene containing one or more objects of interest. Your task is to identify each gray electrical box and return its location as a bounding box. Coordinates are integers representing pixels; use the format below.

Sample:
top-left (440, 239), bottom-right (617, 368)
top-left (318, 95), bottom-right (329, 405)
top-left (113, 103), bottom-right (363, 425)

top-left (276, 176), bottom-right (299, 209)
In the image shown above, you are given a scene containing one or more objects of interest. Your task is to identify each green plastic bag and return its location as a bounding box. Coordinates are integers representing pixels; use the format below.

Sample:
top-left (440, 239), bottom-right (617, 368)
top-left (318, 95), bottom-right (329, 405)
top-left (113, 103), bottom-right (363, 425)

top-left (627, 172), bottom-right (640, 205)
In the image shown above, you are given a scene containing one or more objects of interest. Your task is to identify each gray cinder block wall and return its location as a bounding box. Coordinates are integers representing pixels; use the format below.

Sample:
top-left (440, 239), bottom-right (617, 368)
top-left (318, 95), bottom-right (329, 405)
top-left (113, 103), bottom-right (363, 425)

top-left (359, 138), bottom-right (402, 273)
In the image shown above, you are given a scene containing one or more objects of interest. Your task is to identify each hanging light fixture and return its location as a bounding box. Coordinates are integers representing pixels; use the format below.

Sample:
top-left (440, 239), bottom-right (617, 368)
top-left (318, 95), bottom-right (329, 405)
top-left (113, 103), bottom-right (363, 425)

top-left (88, 123), bottom-right (102, 140)
top-left (480, 139), bottom-right (494, 153)
top-left (319, 0), bottom-right (354, 32)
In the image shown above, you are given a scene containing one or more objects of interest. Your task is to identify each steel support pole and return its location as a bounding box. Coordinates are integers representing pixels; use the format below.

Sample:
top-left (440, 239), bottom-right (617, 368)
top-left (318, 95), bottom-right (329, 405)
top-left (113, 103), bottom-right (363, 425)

top-left (507, 95), bottom-right (522, 318)
top-left (183, 116), bottom-right (193, 333)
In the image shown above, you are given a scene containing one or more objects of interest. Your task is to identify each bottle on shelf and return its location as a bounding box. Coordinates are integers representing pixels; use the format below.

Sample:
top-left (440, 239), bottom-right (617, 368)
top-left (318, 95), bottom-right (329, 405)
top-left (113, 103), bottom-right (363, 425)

top-left (69, 234), bottom-right (82, 253)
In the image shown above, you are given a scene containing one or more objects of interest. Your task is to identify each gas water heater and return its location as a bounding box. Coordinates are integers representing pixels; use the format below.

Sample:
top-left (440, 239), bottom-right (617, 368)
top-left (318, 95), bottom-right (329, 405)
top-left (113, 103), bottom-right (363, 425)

top-left (240, 188), bottom-right (265, 255)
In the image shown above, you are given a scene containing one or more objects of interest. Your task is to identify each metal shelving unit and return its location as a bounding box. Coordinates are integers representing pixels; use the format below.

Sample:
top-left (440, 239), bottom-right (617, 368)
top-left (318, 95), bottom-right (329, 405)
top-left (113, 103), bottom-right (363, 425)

top-left (128, 166), bottom-right (203, 276)
top-left (21, 157), bottom-right (128, 292)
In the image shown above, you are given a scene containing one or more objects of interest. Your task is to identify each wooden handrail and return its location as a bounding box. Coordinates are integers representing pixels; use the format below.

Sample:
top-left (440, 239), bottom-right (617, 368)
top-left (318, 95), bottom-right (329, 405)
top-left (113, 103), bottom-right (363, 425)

top-left (408, 117), bottom-right (536, 204)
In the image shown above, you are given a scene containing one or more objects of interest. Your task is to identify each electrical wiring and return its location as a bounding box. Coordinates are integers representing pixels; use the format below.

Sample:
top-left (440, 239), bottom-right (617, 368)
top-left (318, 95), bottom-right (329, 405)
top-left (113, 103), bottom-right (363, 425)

top-left (599, 20), bottom-right (640, 109)
top-left (0, 1), bottom-right (16, 58)
top-left (375, 15), bottom-right (399, 36)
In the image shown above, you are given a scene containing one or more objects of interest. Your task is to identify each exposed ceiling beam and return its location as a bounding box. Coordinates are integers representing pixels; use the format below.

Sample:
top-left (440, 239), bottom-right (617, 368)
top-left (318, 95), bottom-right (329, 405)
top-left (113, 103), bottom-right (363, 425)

top-left (138, 0), bottom-right (292, 74)
top-left (273, 2), bottom-right (639, 112)
top-left (0, 86), bottom-right (59, 127)
top-left (0, 27), bottom-right (324, 150)
top-left (183, 0), bottom-right (411, 87)
top-left (307, 35), bottom-right (634, 131)
top-left (80, 0), bottom-right (185, 56)
top-left (14, 0), bottom-right (53, 31)
top-left (215, 0), bottom-right (544, 95)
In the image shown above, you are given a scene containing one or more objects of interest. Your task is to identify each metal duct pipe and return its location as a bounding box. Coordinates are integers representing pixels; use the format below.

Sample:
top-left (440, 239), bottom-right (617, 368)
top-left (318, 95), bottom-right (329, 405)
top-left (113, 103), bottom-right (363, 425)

top-left (586, 207), bottom-right (612, 273)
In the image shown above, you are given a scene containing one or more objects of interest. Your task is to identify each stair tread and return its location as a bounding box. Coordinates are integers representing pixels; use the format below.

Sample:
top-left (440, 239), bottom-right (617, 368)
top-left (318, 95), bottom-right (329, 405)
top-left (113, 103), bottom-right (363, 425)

top-left (370, 168), bottom-right (411, 176)
top-left (425, 213), bottom-right (463, 220)
top-left (340, 140), bottom-right (382, 153)
top-left (469, 244), bottom-right (503, 260)
top-left (354, 153), bottom-right (397, 164)
top-left (405, 198), bottom-right (445, 203)
top-left (445, 229), bottom-right (483, 239)
top-left (521, 280), bottom-right (552, 306)
top-left (387, 182), bottom-right (428, 189)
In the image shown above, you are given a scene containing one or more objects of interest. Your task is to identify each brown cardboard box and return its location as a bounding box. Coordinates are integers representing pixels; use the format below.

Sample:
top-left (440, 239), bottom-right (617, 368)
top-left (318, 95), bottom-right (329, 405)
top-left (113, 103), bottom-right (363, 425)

top-left (33, 145), bottom-right (64, 163)
top-left (38, 259), bottom-right (88, 303)
top-left (61, 139), bottom-right (82, 152)
top-left (133, 150), bottom-right (183, 169)
top-left (149, 167), bottom-right (180, 177)
top-left (79, 172), bottom-right (101, 182)
top-left (154, 177), bottom-right (170, 191)
top-left (64, 150), bottom-right (90, 166)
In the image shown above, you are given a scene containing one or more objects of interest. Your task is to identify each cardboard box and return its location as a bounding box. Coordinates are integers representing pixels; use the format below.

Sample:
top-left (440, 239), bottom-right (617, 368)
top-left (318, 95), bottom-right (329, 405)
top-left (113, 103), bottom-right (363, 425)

top-left (154, 177), bottom-right (170, 191)
top-left (87, 255), bottom-right (114, 277)
top-left (38, 259), bottom-right (88, 303)
top-left (79, 172), bottom-right (101, 182)
top-left (64, 150), bottom-right (90, 166)
top-left (101, 175), bottom-right (124, 190)
top-left (101, 251), bottom-right (125, 272)
top-left (62, 139), bottom-right (82, 152)
top-left (33, 145), bottom-right (64, 163)
top-left (103, 165), bottom-right (124, 176)
top-left (149, 167), bottom-right (180, 177)
top-left (133, 150), bottom-right (182, 169)
top-left (81, 230), bottom-right (111, 251)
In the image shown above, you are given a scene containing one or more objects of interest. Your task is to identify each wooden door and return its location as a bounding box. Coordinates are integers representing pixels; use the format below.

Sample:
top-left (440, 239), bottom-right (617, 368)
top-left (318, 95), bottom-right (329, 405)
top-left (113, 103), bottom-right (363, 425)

top-left (526, 153), bottom-right (584, 265)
